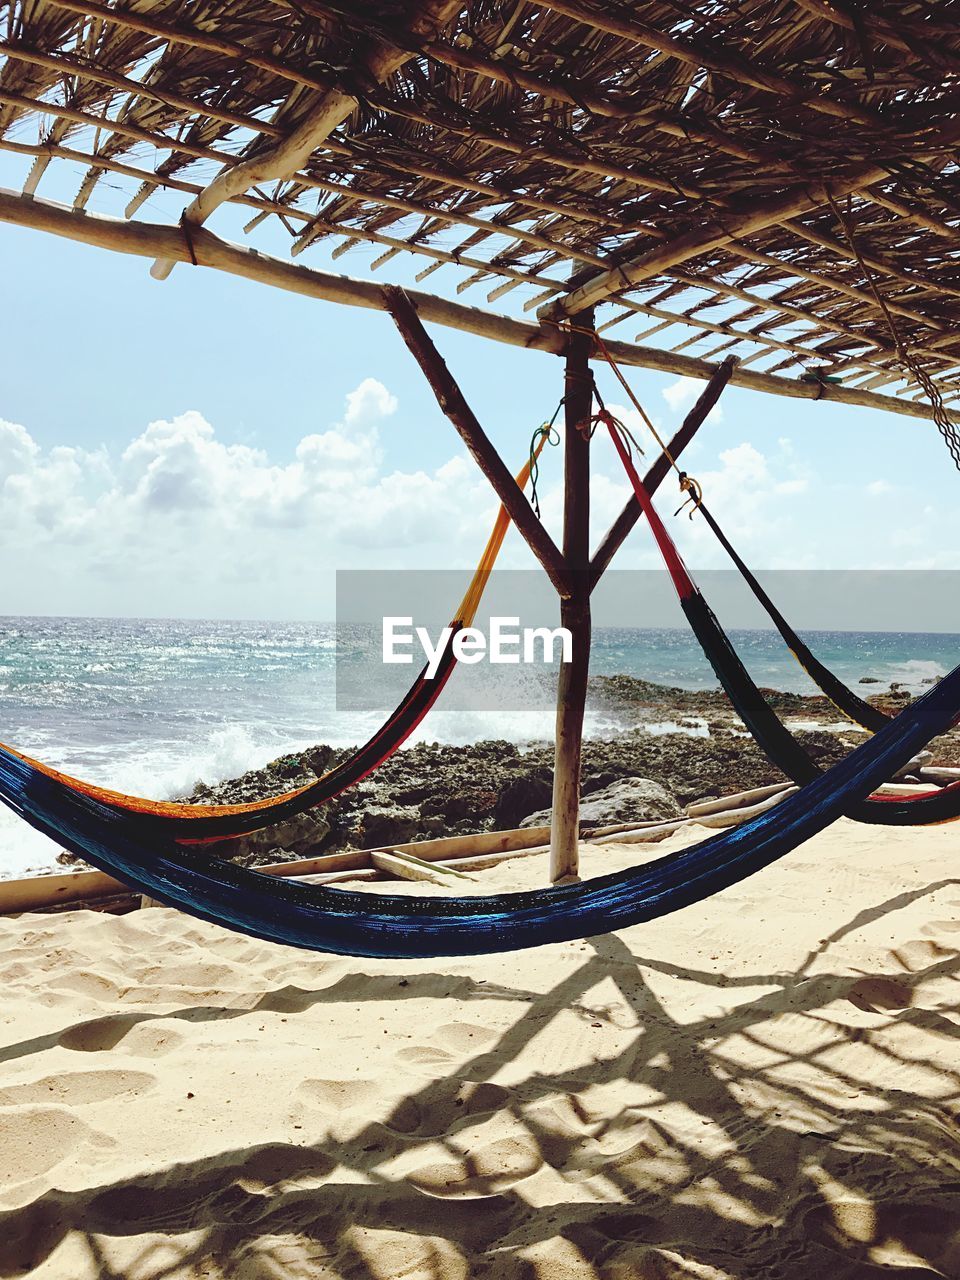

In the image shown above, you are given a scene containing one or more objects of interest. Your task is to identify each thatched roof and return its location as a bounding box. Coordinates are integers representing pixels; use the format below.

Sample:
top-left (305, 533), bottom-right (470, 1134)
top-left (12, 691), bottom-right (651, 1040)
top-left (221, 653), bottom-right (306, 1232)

top-left (1, 0), bottom-right (958, 419)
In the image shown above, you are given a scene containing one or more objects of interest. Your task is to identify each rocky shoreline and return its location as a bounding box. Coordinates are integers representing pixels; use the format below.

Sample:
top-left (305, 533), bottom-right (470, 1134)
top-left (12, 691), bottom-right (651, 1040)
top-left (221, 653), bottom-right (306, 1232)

top-left (122, 675), bottom-right (959, 871)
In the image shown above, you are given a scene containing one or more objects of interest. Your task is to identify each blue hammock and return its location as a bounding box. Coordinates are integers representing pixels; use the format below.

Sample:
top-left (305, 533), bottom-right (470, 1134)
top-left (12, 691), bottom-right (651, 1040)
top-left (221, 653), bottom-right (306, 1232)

top-left (1, 662), bottom-right (958, 958)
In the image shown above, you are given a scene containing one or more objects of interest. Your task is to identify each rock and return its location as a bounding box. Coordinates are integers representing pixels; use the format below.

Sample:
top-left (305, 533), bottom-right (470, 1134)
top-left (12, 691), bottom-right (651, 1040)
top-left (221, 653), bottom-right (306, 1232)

top-left (420, 788), bottom-right (499, 825)
top-left (356, 805), bottom-right (421, 848)
top-left (859, 676), bottom-right (881, 685)
top-left (520, 777), bottom-right (680, 829)
top-left (304, 745), bottom-right (335, 777)
top-left (227, 811), bottom-right (332, 865)
top-left (494, 772), bottom-right (554, 827)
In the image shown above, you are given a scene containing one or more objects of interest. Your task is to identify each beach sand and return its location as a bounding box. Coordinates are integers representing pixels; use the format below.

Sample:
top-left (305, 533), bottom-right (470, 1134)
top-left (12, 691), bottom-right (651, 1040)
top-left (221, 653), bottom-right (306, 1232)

top-left (1, 818), bottom-right (959, 1278)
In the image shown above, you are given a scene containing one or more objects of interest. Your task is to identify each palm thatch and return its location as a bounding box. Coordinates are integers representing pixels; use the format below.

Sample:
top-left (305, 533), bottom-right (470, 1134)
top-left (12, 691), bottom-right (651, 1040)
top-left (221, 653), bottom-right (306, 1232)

top-left (0, 0), bottom-right (958, 418)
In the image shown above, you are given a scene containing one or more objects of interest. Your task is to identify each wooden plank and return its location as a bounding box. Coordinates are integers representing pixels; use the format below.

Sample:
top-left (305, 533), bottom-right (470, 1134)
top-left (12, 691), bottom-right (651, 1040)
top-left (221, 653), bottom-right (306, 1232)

top-left (550, 315), bottom-right (594, 881)
top-left (0, 825), bottom-right (557, 915)
top-left (592, 818), bottom-right (690, 845)
top-left (0, 188), bottom-right (949, 424)
top-left (919, 766), bottom-right (960, 783)
top-left (384, 285), bottom-right (573, 597)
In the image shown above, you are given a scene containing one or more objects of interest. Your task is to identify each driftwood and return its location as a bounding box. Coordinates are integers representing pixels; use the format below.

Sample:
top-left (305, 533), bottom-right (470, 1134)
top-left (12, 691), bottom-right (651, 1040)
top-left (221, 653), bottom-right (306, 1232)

top-left (693, 787), bottom-right (800, 829)
top-left (0, 823), bottom-right (555, 916)
top-left (686, 783), bottom-right (795, 819)
top-left (919, 766), bottom-right (960, 784)
top-left (592, 818), bottom-right (691, 846)
top-left (370, 850), bottom-right (475, 884)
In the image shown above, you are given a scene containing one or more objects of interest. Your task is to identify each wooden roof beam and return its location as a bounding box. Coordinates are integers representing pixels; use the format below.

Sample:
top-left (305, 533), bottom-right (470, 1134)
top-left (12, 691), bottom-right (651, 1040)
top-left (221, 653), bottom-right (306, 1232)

top-left (0, 88), bottom-right (608, 281)
top-left (0, 186), bottom-right (949, 425)
top-left (547, 118), bottom-right (960, 319)
top-left (0, 136), bottom-right (569, 300)
top-left (866, 188), bottom-right (959, 240)
top-left (150, 0), bottom-right (463, 280)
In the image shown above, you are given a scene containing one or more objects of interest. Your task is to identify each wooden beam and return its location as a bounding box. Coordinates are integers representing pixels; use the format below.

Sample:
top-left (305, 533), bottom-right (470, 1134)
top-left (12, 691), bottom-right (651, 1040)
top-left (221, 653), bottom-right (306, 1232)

top-left (150, 0), bottom-right (462, 279)
top-left (549, 315), bottom-right (594, 881)
top-left (383, 285), bottom-right (573, 598)
top-left (0, 187), bottom-right (950, 424)
top-left (547, 116), bottom-right (960, 319)
top-left (590, 355), bottom-right (736, 586)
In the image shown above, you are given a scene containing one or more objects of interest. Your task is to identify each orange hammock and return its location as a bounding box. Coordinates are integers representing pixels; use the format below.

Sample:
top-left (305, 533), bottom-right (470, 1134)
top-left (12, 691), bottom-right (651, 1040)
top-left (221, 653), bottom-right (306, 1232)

top-left (0, 433), bottom-right (551, 842)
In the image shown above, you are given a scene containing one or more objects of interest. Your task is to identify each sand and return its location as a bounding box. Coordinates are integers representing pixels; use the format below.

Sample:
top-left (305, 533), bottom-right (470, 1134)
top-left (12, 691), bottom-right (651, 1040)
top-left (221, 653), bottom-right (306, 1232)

top-left (1, 817), bottom-right (959, 1279)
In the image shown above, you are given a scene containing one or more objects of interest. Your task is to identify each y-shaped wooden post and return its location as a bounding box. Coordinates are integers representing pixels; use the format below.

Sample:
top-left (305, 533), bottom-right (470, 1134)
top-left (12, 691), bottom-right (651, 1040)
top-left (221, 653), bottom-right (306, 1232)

top-left (549, 314), bottom-right (595, 881)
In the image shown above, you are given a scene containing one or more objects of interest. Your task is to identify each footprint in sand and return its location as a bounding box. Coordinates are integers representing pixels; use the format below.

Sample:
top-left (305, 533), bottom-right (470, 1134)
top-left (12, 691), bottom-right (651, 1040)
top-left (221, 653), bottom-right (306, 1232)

top-left (921, 919), bottom-right (960, 938)
top-left (0, 1069), bottom-right (155, 1107)
top-left (890, 939), bottom-right (955, 972)
top-left (296, 1078), bottom-right (384, 1116)
top-left (408, 1132), bottom-right (543, 1197)
top-left (385, 1081), bottom-right (511, 1137)
top-left (59, 1015), bottom-right (186, 1056)
top-left (433, 1022), bottom-right (499, 1054)
top-left (805, 1196), bottom-right (960, 1273)
top-left (0, 1106), bottom-right (114, 1185)
top-left (846, 976), bottom-right (913, 1013)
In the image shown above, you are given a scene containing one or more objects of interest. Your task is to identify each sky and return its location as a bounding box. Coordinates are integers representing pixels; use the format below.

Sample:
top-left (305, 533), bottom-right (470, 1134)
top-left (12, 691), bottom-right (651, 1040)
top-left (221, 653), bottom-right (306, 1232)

top-left (1, 148), bottom-right (958, 622)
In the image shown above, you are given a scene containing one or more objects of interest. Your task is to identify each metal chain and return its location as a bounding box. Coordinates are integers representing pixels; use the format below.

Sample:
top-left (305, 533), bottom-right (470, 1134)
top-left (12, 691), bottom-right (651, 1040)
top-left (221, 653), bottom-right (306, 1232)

top-left (826, 191), bottom-right (960, 472)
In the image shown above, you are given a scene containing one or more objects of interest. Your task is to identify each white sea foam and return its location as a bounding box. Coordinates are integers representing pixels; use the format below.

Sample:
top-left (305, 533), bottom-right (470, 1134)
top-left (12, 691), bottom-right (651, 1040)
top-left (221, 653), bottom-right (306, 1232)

top-left (878, 658), bottom-right (947, 693)
top-left (643, 719), bottom-right (710, 738)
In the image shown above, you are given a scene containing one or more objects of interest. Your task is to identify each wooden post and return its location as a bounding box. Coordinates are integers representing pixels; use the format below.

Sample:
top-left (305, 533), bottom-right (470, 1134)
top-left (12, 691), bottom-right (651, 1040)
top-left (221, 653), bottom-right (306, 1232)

top-left (384, 286), bottom-right (574, 598)
top-left (589, 354), bottom-right (735, 587)
top-left (549, 313), bottom-right (595, 881)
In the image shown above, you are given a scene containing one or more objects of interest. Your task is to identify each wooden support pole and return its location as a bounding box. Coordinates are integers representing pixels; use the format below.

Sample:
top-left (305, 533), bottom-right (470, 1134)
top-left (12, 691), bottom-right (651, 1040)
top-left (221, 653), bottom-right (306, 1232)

top-left (590, 355), bottom-right (736, 587)
top-left (549, 314), bottom-right (595, 881)
top-left (384, 286), bottom-right (574, 598)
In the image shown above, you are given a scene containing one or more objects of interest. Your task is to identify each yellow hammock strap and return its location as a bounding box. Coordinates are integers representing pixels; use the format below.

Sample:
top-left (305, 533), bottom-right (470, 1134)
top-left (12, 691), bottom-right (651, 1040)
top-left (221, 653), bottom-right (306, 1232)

top-left (455, 427), bottom-right (550, 628)
top-left (0, 430), bottom-right (554, 820)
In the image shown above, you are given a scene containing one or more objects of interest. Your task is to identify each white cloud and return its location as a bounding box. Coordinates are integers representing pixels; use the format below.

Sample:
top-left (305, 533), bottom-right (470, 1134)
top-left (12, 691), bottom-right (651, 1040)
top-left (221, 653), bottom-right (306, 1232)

top-left (662, 377), bottom-right (724, 424)
top-left (867, 479), bottom-right (893, 497)
top-left (0, 380), bottom-right (509, 617)
top-left (3, 387), bottom-right (957, 618)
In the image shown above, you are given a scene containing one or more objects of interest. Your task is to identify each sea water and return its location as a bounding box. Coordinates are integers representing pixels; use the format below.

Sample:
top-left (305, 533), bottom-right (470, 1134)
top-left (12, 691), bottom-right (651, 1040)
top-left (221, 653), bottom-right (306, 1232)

top-left (0, 615), bottom-right (955, 878)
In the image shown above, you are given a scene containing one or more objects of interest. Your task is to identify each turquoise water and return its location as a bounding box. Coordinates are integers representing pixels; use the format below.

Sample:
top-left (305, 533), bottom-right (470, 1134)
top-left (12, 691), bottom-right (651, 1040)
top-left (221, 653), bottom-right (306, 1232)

top-left (0, 615), bottom-right (955, 876)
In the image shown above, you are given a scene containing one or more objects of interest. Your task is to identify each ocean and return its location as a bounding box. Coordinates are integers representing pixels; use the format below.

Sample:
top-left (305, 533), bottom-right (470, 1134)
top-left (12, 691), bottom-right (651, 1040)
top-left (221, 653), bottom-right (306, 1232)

top-left (0, 615), bottom-right (955, 879)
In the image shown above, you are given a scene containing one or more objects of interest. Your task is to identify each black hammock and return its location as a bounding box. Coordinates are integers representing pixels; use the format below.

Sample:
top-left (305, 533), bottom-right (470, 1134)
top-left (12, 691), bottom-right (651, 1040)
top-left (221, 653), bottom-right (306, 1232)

top-left (693, 498), bottom-right (889, 733)
top-left (607, 421), bottom-right (960, 827)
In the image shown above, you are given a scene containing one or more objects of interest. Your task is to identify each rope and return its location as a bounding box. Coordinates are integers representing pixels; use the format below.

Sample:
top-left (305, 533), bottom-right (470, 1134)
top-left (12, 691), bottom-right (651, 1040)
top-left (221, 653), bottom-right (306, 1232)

top-left (528, 400), bottom-right (563, 519)
top-left (551, 317), bottom-right (707, 516)
top-left (179, 212), bottom-right (198, 266)
top-left (587, 335), bottom-right (707, 522)
top-left (825, 190), bottom-right (960, 473)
